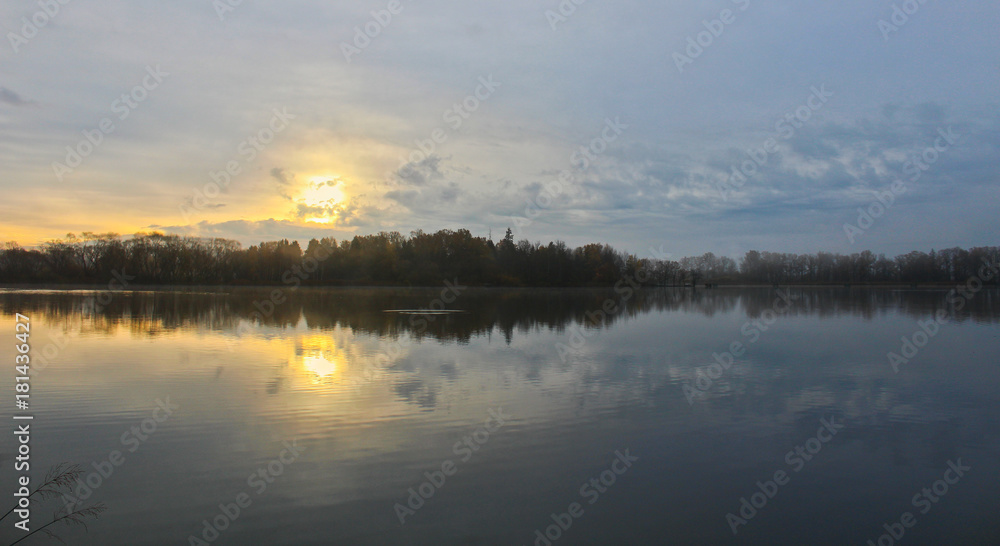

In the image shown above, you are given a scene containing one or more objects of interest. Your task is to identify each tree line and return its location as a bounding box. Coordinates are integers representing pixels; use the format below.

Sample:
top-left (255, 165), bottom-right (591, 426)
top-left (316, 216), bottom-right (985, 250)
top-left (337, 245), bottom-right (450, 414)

top-left (0, 229), bottom-right (997, 286)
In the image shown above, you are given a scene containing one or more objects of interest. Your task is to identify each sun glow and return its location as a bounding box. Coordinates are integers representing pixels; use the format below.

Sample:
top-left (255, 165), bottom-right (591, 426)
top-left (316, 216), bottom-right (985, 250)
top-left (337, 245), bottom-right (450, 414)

top-left (302, 176), bottom-right (346, 205)
top-left (295, 175), bottom-right (348, 224)
top-left (284, 175), bottom-right (347, 224)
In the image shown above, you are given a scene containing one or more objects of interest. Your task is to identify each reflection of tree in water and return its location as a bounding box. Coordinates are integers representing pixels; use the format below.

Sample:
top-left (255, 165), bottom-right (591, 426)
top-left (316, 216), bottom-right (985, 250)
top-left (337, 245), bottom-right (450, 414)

top-left (3, 287), bottom-right (997, 342)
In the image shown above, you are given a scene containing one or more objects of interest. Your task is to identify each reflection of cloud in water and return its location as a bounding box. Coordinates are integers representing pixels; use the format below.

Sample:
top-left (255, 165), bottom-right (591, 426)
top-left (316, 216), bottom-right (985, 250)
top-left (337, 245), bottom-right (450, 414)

top-left (439, 361), bottom-right (459, 381)
top-left (393, 378), bottom-right (437, 409)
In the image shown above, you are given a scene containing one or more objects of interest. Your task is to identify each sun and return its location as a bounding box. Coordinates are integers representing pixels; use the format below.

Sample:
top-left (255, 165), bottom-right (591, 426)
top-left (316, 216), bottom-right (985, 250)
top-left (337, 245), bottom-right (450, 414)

top-left (301, 176), bottom-right (345, 204)
top-left (297, 175), bottom-right (347, 224)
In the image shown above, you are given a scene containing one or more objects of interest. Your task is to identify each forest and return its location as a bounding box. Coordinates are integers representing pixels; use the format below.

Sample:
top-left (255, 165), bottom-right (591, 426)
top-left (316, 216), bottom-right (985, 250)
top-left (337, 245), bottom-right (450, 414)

top-left (0, 228), bottom-right (997, 287)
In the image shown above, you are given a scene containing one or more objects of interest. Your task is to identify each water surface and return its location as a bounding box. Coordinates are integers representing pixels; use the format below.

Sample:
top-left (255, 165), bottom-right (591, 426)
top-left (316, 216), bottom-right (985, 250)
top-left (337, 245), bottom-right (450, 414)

top-left (1, 287), bottom-right (998, 545)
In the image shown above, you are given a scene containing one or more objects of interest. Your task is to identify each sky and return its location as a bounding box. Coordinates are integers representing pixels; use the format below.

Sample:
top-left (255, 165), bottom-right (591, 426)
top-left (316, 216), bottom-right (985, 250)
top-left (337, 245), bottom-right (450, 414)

top-left (1, 0), bottom-right (997, 258)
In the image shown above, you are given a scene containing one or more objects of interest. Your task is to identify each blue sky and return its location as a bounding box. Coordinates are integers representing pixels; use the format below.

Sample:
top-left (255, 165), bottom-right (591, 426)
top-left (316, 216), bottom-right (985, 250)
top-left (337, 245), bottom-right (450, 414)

top-left (1, 0), bottom-right (997, 257)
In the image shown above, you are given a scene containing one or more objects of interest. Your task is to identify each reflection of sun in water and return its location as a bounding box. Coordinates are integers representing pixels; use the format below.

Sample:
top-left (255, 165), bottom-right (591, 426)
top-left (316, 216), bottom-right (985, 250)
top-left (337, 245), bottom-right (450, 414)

top-left (302, 354), bottom-right (337, 377)
top-left (298, 176), bottom-right (347, 224)
top-left (293, 334), bottom-right (346, 382)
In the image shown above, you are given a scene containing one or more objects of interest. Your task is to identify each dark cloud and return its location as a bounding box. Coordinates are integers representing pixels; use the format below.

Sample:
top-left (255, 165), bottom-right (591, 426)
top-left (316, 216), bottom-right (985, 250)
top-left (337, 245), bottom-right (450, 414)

top-left (0, 87), bottom-right (31, 107)
top-left (292, 197), bottom-right (361, 227)
top-left (788, 127), bottom-right (841, 160)
top-left (440, 183), bottom-right (460, 202)
top-left (914, 102), bottom-right (947, 125)
top-left (295, 204), bottom-right (329, 217)
top-left (312, 177), bottom-right (341, 188)
top-left (384, 189), bottom-right (421, 207)
top-left (270, 167), bottom-right (291, 185)
top-left (394, 155), bottom-right (442, 187)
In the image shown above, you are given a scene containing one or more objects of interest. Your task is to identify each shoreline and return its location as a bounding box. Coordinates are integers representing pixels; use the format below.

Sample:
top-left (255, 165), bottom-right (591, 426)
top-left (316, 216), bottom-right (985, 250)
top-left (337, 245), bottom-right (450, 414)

top-left (1, 282), bottom-right (994, 291)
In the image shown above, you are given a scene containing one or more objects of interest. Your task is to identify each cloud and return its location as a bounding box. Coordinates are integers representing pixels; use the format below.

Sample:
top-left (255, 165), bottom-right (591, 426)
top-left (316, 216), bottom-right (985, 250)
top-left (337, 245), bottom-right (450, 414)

top-left (384, 189), bottom-right (421, 207)
top-left (0, 87), bottom-right (31, 107)
top-left (440, 183), bottom-right (461, 202)
top-left (311, 177), bottom-right (342, 189)
top-left (156, 219), bottom-right (355, 245)
top-left (270, 167), bottom-right (291, 185)
top-left (295, 203), bottom-right (334, 218)
top-left (914, 102), bottom-right (947, 125)
top-left (394, 155), bottom-right (442, 187)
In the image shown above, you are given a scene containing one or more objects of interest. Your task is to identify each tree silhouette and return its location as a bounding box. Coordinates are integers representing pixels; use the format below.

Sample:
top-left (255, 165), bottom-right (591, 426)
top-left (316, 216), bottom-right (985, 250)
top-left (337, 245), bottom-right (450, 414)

top-left (1, 230), bottom-right (997, 287)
